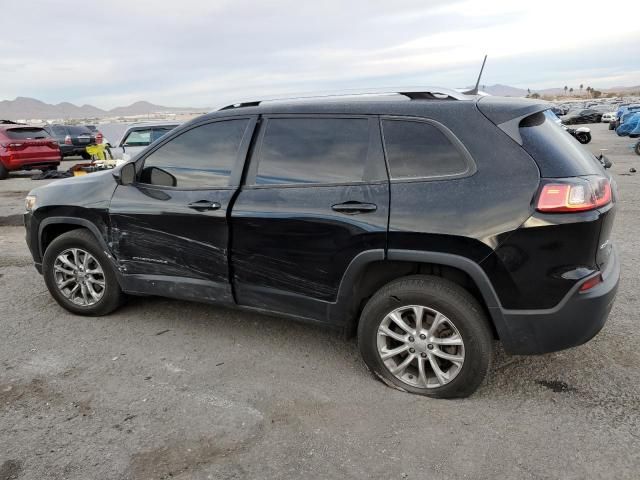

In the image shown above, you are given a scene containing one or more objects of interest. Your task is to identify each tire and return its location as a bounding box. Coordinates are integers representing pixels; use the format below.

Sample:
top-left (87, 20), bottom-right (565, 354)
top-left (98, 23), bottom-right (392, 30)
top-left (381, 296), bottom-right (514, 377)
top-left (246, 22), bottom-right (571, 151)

top-left (357, 275), bottom-right (493, 399)
top-left (609, 122), bottom-right (615, 131)
top-left (0, 163), bottom-right (8, 180)
top-left (81, 152), bottom-right (91, 160)
top-left (635, 142), bottom-right (640, 156)
top-left (43, 229), bottom-right (125, 316)
top-left (577, 132), bottom-right (591, 144)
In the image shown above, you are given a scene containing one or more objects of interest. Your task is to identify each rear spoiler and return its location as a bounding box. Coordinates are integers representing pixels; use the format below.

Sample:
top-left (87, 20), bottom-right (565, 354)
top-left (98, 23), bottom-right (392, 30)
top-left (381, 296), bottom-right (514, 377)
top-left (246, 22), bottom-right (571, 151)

top-left (477, 96), bottom-right (550, 145)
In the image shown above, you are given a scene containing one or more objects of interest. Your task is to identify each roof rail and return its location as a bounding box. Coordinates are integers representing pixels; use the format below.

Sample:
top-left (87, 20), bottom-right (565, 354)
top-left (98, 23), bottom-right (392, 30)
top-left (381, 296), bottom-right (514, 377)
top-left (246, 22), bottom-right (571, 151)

top-left (218, 86), bottom-right (469, 110)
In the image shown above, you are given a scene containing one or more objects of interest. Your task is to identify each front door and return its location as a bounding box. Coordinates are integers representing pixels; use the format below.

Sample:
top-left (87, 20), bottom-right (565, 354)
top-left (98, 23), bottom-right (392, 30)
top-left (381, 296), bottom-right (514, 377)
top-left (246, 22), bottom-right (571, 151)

top-left (230, 115), bottom-right (389, 322)
top-left (109, 116), bottom-right (256, 304)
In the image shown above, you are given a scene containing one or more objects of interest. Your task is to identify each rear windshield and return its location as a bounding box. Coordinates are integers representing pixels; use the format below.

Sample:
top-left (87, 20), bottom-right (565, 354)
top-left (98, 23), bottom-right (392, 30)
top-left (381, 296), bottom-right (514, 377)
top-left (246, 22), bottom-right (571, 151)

top-left (519, 110), bottom-right (603, 177)
top-left (5, 127), bottom-right (49, 140)
top-left (67, 126), bottom-right (92, 135)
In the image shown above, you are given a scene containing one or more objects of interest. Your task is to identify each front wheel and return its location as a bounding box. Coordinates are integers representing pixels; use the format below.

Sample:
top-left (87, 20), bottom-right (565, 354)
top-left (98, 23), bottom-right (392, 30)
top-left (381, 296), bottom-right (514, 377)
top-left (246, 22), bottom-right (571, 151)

top-left (577, 132), bottom-right (591, 144)
top-left (357, 275), bottom-right (493, 398)
top-left (43, 229), bottom-right (125, 316)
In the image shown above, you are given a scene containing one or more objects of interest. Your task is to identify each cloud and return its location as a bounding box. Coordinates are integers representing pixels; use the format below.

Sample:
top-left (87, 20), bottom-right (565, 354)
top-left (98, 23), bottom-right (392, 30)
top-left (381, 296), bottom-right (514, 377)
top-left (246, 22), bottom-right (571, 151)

top-left (0, 0), bottom-right (637, 108)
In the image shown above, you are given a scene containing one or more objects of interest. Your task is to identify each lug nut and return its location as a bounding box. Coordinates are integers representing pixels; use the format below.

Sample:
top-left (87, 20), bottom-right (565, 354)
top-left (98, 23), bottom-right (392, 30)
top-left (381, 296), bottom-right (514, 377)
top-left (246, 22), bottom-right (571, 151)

top-left (419, 334), bottom-right (426, 340)
top-left (409, 348), bottom-right (415, 353)
top-left (427, 344), bottom-right (434, 350)
top-left (408, 336), bottom-right (415, 342)
top-left (421, 352), bottom-right (427, 358)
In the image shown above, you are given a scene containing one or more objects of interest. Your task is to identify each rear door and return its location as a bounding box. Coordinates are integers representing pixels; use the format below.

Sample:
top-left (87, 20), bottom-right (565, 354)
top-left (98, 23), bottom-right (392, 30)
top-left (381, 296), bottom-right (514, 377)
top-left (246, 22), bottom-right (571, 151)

top-left (109, 116), bottom-right (256, 304)
top-left (230, 115), bottom-right (389, 322)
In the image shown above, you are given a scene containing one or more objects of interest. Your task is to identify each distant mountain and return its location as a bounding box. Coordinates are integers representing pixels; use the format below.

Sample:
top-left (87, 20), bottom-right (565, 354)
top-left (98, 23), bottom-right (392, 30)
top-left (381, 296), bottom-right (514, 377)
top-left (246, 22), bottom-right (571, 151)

top-left (0, 97), bottom-right (203, 120)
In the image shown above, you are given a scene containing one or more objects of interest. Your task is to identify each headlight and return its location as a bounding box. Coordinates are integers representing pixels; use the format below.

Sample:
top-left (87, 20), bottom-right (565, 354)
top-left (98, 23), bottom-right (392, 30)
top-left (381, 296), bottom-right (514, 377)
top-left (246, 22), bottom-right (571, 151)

top-left (25, 195), bottom-right (37, 212)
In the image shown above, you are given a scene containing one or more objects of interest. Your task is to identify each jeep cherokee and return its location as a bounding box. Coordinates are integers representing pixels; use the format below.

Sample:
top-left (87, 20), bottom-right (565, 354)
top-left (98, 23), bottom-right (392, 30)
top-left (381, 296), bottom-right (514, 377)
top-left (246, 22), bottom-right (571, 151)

top-left (23, 88), bottom-right (619, 398)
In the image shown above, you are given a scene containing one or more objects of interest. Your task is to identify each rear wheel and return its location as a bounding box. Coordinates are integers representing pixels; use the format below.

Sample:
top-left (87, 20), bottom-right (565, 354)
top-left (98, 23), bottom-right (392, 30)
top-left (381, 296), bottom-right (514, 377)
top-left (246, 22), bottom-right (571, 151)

top-left (43, 229), bottom-right (125, 316)
top-left (357, 275), bottom-right (493, 398)
top-left (635, 142), bottom-right (640, 156)
top-left (0, 163), bottom-right (8, 180)
top-left (609, 122), bottom-right (615, 131)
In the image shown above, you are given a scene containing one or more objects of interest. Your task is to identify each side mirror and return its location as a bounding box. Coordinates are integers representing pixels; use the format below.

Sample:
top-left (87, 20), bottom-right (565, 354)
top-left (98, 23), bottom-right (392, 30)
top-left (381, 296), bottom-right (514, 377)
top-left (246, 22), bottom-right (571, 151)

top-left (120, 162), bottom-right (136, 185)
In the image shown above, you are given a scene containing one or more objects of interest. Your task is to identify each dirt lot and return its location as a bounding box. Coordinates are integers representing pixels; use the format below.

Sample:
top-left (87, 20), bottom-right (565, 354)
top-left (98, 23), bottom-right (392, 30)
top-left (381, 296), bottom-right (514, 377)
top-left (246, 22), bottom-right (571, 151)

top-left (1, 125), bottom-right (639, 479)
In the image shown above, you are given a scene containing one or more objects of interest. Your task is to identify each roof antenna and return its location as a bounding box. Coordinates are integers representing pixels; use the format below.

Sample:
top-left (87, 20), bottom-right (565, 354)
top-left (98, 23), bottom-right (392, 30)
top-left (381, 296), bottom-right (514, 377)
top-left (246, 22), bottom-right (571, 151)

top-left (463, 55), bottom-right (487, 95)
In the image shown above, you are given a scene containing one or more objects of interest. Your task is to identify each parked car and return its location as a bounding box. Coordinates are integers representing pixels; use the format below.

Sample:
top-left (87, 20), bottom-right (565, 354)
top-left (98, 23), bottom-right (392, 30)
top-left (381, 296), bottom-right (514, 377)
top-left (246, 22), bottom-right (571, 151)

top-left (110, 122), bottom-right (179, 161)
top-left (613, 105), bottom-right (640, 129)
top-left (602, 112), bottom-right (617, 129)
top-left (43, 125), bottom-right (96, 159)
top-left (0, 121), bottom-right (60, 179)
top-left (562, 109), bottom-right (603, 124)
top-left (23, 90), bottom-right (619, 398)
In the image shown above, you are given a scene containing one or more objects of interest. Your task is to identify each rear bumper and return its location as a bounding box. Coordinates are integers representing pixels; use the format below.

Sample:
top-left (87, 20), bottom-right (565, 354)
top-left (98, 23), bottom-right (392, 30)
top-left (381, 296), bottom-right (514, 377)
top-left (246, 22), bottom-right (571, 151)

top-left (1, 157), bottom-right (60, 171)
top-left (60, 145), bottom-right (89, 156)
top-left (496, 247), bottom-right (620, 355)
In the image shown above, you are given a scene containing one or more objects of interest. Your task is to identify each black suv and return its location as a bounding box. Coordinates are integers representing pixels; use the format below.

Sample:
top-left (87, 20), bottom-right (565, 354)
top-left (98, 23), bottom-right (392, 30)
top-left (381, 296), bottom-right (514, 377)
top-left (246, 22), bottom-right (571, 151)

top-left (24, 89), bottom-right (619, 398)
top-left (43, 124), bottom-right (96, 159)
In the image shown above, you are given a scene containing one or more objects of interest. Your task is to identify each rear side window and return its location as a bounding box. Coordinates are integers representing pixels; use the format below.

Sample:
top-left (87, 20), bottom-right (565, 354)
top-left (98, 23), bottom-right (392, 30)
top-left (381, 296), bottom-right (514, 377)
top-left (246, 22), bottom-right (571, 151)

top-left (5, 127), bottom-right (49, 139)
top-left (151, 126), bottom-right (176, 142)
top-left (381, 120), bottom-right (470, 179)
top-left (520, 111), bottom-right (602, 177)
top-left (255, 117), bottom-right (368, 185)
top-left (51, 126), bottom-right (67, 136)
top-left (140, 119), bottom-right (248, 188)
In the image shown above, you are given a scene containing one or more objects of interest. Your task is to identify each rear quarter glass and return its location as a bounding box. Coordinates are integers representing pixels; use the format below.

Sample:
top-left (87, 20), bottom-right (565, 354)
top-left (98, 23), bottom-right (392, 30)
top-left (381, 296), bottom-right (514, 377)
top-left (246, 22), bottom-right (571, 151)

top-left (520, 111), bottom-right (604, 178)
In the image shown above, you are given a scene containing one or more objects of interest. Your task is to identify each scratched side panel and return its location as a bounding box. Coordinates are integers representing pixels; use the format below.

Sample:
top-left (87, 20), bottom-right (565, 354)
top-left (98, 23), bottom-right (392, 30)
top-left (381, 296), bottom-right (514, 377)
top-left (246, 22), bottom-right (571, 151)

top-left (109, 184), bottom-right (235, 303)
top-left (230, 182), bottom-right (389, 321)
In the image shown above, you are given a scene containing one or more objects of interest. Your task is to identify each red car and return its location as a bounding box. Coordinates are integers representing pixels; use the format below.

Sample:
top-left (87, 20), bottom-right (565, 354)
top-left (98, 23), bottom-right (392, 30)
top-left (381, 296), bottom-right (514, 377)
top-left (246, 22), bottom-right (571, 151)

top-left (0, 121), bottom-right (61, 179)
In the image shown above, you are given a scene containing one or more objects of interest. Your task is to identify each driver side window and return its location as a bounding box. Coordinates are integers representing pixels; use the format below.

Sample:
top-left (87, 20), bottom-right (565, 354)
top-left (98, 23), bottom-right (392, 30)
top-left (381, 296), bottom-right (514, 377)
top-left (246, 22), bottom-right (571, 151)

top-left (139, 119), bottom-right (249, 189)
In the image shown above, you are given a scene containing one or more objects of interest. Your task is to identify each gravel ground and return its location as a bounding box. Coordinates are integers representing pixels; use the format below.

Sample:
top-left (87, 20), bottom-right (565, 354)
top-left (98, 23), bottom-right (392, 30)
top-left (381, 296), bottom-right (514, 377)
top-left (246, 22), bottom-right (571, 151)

top-left (0, 123), bottom-right (638, 479)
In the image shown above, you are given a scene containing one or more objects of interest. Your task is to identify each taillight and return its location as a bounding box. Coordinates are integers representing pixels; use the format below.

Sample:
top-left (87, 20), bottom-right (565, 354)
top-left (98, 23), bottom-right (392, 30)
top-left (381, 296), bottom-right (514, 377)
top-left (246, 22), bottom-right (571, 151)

top-left (0, 142), bottom-right (25, 150)
top-left (536, 176), bottom-right (612, 213)
top-left (64, 134), bottom-right (72, 145)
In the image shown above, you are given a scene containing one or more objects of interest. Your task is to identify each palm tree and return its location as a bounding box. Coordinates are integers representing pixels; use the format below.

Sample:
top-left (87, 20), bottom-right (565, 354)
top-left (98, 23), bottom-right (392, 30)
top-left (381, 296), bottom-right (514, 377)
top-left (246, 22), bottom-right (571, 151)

top-left (564, 85), bottom-right (568, 96)
top-left (569, 87), bottom-right (574, 95)
top-left (580, 84), bottom-right (584, 95)
top-left (527, 88), bottom-right (531, 97)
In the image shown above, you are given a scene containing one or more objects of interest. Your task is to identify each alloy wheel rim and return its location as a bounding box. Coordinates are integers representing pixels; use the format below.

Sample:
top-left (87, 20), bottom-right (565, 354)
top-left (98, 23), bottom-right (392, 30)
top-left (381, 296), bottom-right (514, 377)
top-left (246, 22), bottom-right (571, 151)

top-left (53, 248), bottom-right (106, 306)
top-left (376, 305), bottom-right (465, 388)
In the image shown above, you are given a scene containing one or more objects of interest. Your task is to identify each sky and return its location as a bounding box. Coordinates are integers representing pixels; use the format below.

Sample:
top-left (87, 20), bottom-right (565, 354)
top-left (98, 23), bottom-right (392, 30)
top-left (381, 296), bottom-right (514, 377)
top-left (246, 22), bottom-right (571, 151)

top-left (1, 0), bottom-right (638, 109)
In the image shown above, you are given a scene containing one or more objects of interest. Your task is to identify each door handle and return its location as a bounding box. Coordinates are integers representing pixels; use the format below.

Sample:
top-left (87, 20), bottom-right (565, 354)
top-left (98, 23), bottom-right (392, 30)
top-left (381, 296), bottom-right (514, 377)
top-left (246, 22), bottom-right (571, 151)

top-left (331, 201), bottom-right (377, 214)
top-left (187, 200), bottom-right (221, 212)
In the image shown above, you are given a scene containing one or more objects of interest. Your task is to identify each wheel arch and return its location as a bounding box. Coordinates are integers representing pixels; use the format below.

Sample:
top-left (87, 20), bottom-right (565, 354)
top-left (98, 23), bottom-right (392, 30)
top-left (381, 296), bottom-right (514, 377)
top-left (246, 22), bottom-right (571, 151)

top-left (333, 249), bottom-right (510, 344)
top-left (39, 217), bottom-right (111, 259)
